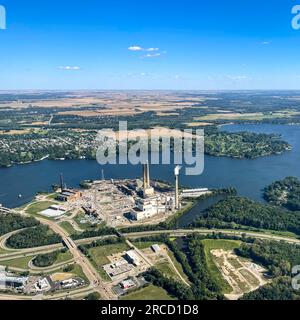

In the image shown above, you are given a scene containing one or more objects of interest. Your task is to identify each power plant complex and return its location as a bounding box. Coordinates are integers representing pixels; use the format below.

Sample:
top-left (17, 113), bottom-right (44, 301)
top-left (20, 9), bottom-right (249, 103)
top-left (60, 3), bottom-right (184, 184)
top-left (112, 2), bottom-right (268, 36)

top-left (49, 163), bottom-right (210, 227)
top-left (130, 162), bottom-right (178, 221)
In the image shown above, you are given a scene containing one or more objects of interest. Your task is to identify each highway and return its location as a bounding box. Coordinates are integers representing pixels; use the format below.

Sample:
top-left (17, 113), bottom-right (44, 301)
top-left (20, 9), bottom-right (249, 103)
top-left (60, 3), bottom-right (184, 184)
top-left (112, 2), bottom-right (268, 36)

top-left (36, 217), bottom-right (116, 300)
top-left (123, 228), bottom-right (300, 244)
top-left (1, 222), bottom-right (300, 301)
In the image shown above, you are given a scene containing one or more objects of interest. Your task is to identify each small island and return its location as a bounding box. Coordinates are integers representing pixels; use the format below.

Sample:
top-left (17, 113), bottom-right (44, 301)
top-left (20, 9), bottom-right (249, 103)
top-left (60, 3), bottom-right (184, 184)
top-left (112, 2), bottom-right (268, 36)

top-left (264, 176), bottom-right (300, 211)
top-left (205, 131), bottom-right (291, 159)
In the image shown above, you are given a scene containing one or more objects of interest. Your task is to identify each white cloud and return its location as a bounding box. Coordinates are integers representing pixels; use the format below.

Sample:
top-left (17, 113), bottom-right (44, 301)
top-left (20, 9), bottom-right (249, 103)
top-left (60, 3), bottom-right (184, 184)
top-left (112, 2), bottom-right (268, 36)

top-left (128, 46), bottom-right (143, 51)
top-left (227, 75), bottom-right (249, 81)
top-left (59, 66), bottom-right (81, 70)
top-left (128, 45), bottom-right (165, 59)
top-left (143, 53), bottom-right (162, 58)
top-left (261, 41), bottom-right (271, 45)
top-left (128, 46), bottom-right (161, 52)
top-left (145, 47), bottom-right (159, 52)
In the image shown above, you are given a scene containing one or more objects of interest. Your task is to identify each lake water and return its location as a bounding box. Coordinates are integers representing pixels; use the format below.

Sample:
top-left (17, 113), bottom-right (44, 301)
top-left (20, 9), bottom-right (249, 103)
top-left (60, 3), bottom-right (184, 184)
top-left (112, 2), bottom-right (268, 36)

top-left (1, 124), bottom-right (300, 208)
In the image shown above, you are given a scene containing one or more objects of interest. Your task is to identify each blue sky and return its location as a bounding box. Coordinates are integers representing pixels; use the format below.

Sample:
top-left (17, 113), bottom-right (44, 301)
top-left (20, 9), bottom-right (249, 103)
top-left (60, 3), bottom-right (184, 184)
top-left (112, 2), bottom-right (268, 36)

top-left (0, 0), bottom-right (300, 90)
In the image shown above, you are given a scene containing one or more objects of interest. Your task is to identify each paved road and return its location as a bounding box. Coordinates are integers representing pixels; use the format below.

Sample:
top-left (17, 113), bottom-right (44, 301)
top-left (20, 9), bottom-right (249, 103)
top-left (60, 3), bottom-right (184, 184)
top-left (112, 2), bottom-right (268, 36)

top-left (37, 217), bottom-right (116, 300)
top-left (1, 223), bottom-right (300, 301)
top-left (123, 228), bottom-right (300, 244)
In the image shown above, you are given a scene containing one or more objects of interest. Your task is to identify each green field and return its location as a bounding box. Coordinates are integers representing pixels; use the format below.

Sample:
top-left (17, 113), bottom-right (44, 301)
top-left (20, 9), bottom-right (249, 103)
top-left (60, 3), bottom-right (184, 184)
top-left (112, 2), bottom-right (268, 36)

top-left (48, 263), bottom-right (89, 284)
top-left (0, 256), bottom-right (33, 270)
top-left (88, 242), bottom-right (130, 281)
top-left (134, 241), bottom-right (189, 284)
top-left (121, 285), bottom-right (176, 300)
top-left (166, 250), bottom-right (190, 284)
top-left (0, 249), bottom-right (73, 271)
top-left (202, 239), bottom-right (241, 294)
top-left (133, 241), bottom-right (162, 250)
top-left (59, 221), bottom-right (77, 236)
top-left (0, 248), bottom-right (10, 255)
top-left (155, 262), bottom-right (183, 283)
top-left (25, 201), bottom-right (56, 215)
top-left (88, 243), bottom-right (130, 266)
top-left (55, 250), bottom-right (73, 264)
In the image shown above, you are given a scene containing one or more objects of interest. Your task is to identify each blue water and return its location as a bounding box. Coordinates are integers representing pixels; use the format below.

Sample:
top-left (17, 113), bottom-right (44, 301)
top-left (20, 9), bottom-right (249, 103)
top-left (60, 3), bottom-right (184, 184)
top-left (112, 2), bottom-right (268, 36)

top-left (1, 124), bottom-right (300, 208)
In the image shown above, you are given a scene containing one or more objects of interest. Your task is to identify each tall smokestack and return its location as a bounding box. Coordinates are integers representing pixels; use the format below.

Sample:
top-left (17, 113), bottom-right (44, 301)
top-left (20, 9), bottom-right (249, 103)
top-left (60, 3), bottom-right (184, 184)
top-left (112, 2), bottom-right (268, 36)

top-left (174, 166), bottom-right (181, 209)
top-left (146, 161), bottom-right (150, 188)
top-left (60, 173), bottom-right (64, 192)
top-left (143, 164), bottom-right (147, 190)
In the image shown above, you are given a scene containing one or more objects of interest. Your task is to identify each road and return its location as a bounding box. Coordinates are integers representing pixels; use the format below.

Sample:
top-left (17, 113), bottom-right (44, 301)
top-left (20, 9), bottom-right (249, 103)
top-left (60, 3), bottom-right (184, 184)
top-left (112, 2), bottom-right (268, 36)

top-left (1, 222), bottom-right (300, 301)
top-left (37, 217), bottom-right (116, 300)
top-left (123, 229), bottom-right (300, 244)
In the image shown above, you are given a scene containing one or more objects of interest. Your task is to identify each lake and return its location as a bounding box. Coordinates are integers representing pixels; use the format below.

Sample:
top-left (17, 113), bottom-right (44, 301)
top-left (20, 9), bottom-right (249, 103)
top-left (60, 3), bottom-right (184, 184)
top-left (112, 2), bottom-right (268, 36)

top-left (1, 124), bottom-right (300, 208)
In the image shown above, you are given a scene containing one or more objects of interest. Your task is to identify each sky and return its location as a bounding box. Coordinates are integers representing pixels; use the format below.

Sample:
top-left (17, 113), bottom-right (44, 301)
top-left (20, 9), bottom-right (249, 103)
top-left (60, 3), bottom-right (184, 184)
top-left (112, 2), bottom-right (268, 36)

top-left (0, 0), bottom-right (300, 90)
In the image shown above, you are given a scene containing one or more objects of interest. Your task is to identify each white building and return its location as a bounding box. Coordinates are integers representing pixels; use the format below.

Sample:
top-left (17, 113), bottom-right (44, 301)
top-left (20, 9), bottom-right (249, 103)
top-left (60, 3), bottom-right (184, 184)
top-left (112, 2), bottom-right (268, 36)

top-left (120, 279), bottom-right (136, 289)
top-left (181, 188), bottom-right (211, 198)
top-left (35, 277), bottom-right (51, 291)
top-left (125, 250), bottom-right (141, 266)
top-left (130, 197), bottom-right (158, 221)
top-left (151, 244), bottom-right (161, 253)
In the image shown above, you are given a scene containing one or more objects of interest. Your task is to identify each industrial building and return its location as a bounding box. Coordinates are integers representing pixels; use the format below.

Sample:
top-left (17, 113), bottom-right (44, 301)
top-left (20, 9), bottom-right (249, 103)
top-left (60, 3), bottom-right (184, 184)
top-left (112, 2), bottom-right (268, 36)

top-left (181, 188), bottom-right (211, 198)
top-left (130, 163), bottom-right (177, 221)
top-left (151, 244), bottom-right (161, 253)
top-left (125, 250), bottom-right (142, 266)
top-left (41, 205), bottom-right (66, 218)
top-left (56, 189), bottom-right (82, 202)
top-left (120, 279), bottom-right (136, 290)
top-left (0, 271), bottom-right (28, 290)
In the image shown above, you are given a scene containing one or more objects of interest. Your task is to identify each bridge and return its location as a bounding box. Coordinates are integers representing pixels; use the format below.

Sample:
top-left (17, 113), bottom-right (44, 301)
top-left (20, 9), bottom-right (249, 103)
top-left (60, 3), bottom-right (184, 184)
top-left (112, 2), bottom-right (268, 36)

top-left (0, 206), bottom-right (19, 215)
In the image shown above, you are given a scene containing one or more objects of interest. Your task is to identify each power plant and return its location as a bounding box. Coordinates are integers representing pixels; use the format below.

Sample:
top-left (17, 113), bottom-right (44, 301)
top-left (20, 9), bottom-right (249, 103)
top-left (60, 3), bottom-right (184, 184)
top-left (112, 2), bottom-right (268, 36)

top-left (55, 163), bottom-right (209, 226)
top-left (174, 165), bottom-right (181, 209)
top-left (142, 161), bottom-right (154, 198)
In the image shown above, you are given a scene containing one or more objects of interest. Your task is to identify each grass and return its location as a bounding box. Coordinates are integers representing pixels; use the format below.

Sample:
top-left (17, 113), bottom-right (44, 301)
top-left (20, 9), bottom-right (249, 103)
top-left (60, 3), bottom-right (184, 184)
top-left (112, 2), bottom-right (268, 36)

top-left (47, 263), bottom-right (89, 285)
top-left (55, 250), bottom-right (73, 264)
top-left (220, 227), bottom-right (298, 240)
top-left (240, 269), bottom-right (260, 287)
top-left (0, 248), bottom-right (10, 255)
top-left (201, 239), bottom-right (241, 294)
top-left (133, 241), bottom-right (162, 250)
top-left (45, 193), bottom-right (59, 200)
top-left (228, 257), bottom-right (243, 269)
top-left (133, 241), bottom-right (190, 284)
top-left (74, 213), bottom-right (97, 231)
top-left (25, 201), bottom-right (55, 215)
top-left (166, 250), bottom-right (190, 284)
top-left (88, 243), bottom-right (130, 266)
top-left (88, 242), bottom-right (130, 281)
top-left (121, 284), bottom-right (176, 300)
top-left (59, 221), bottom-right (77, 236)
top-left (156, 262), bottom-right (182, 283)
top-left (71, 264), bottom-right (89, 284)
top-left (0, 256), bottom-right (33, 270)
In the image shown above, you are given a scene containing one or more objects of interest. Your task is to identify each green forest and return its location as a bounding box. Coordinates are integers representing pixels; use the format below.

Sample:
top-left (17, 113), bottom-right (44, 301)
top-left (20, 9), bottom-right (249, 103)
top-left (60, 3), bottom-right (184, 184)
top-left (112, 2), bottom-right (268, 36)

top-left (236, 240), bottom-right (300, 300)
top-left (264, 176), bottom-right (300, 211)
top-left (191, 196), bottom-right (300, 235)
top-left (6, 225), bottom-right (62, 249)
top-left (0, 214), bottom-right (39, 236)
top-left (205, 131), bottom-right (290, 159)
